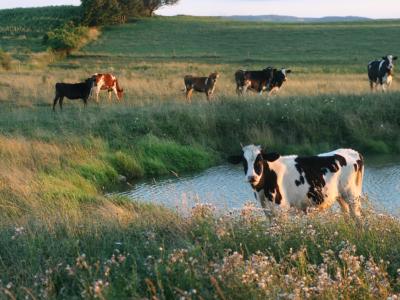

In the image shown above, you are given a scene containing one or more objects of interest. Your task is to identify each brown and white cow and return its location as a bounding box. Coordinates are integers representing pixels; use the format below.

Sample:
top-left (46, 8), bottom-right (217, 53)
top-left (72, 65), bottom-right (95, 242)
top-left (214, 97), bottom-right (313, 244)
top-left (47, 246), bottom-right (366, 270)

top-left (229, 145), bottom-right (364, 219)
top-left (235, 68), bottom-right (291, 96)
top-left (184, 72), bottom-right (220, 102)
top-left (92, 73), bottom-right (123, 102)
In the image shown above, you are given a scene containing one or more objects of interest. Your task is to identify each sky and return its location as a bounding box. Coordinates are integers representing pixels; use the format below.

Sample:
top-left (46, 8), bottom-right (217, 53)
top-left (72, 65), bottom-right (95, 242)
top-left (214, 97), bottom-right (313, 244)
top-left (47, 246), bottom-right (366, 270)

top-left (1, 0), bottom-right (399, 19)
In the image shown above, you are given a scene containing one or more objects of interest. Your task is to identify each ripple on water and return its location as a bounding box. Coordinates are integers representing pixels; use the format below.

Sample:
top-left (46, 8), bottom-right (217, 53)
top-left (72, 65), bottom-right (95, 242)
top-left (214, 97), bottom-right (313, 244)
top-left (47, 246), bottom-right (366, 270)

top-left (119, 160), bottom-right (400, 214)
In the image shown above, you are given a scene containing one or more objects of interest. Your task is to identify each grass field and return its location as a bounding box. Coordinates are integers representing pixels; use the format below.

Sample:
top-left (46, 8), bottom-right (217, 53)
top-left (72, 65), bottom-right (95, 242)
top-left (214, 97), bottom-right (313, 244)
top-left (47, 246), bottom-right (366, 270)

top-left (1, 10), bottom-right (400, 299)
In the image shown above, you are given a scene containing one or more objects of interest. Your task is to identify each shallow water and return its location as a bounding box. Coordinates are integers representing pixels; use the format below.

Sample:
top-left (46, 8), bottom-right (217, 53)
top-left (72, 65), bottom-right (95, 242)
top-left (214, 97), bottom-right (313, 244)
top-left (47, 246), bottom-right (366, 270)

top-left (117, 156), bottom-right (400, 214)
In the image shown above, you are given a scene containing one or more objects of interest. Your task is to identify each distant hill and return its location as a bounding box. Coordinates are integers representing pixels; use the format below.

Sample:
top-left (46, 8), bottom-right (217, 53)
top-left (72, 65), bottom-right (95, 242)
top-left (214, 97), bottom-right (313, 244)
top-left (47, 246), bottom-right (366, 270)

top-left (223, 15), bottom-right (372, 23)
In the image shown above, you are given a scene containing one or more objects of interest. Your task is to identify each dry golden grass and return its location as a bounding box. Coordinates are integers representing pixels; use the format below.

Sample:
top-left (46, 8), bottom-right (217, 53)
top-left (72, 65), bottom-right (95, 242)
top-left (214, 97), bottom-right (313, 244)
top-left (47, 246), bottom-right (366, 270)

top-left (2, 62), bottom-right (400, 108)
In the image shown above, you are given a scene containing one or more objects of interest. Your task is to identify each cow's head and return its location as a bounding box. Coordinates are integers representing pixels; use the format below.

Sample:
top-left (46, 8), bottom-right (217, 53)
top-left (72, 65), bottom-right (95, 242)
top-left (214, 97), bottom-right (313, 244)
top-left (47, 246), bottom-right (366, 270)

top-left (85, 77), bottom-right (96, 95)
top-left (208, 72), bottom-right (219, 81)
top-left (272, 68), bottom-right (292, 88)
top-left (206, 72), bottom-right (220, 90)
top-left (228, 145), bottom-right (280, 186)
top-left (382, 55), bottom-right (397, 73)
top-left (117, 87), bottom-right (124, 99)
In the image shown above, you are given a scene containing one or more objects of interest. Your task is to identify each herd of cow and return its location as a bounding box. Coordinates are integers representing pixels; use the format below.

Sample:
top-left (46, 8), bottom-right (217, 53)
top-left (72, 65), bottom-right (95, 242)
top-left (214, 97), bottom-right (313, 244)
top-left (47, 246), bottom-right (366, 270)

top-left (51, 55), bottom-right (397, 220)
top-left (52, 54), bottom-right (397, 111)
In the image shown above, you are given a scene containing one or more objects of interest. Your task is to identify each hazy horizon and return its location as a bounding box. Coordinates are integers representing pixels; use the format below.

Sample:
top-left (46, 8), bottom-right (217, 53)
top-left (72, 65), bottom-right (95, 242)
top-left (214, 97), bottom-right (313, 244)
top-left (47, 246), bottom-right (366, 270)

top-left (1, 0), bottom-right (399, 19)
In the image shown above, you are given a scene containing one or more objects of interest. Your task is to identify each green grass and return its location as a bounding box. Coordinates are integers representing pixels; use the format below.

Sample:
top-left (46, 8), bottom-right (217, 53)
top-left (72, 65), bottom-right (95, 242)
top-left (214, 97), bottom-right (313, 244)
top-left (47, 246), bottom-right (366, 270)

top-left (1, 93), bottom-right (399, 157)
top-left (0, 6), bottom-right (81, 52)
top-left (1, 11), bottom-right (400, 298)
top-left (1, 205), bottom-right (400, 299)
top-left (79, 16), bottom-right (400, 72)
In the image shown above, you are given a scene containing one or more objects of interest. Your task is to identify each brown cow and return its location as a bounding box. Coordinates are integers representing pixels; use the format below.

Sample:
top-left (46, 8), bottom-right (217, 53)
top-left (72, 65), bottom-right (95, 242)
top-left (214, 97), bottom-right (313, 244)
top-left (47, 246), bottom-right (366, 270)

top-left (92, 73), bottom-right (123, 102)
top-left (184, 72), bottom-right (220, 102)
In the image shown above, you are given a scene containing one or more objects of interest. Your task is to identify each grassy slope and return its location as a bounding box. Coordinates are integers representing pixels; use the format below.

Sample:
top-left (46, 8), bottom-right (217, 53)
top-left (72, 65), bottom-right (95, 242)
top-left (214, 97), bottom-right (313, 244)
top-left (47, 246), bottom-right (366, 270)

top-left (0, 6), bottom-right (81, 52)
top-left (79, 16), bottom-right (400, 72)
top-left (1, 12), bottom-right (400, 298)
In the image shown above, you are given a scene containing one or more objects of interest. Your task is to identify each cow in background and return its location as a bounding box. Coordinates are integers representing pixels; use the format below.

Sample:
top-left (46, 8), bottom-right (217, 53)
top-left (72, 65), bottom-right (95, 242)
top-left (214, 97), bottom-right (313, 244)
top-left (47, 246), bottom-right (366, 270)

top-left (53, 77), bottom-right (95, 111)
top-left (368, 55), bottom-right (397, 91)
top-left (235, 67), bottom-right (291, 96)
top-left (184, 72), bottom-right (220, 102)
top-left (92, 73), bottom-right (124, 102)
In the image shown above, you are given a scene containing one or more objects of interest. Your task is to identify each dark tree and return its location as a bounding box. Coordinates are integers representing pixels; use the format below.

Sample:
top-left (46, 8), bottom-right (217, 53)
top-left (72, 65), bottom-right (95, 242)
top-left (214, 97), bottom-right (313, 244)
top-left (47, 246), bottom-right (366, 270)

top-left (118, 0), bottom-right (146, 18)
top-left (142, 0), bottom-right (179, 16)
top-left (81, 0), bottom-right (125, 26)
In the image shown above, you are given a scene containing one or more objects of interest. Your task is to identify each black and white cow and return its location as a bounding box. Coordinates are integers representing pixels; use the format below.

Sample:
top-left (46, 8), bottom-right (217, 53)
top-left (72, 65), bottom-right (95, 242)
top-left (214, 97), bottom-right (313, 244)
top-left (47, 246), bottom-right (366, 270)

top-left (368, 55), bottom-right (397, 91)
top-left (268, 68), bottom-right (292, 95)
top-left (229, 145), bottom-right (364, 218)
top-left (235, 68), bottom-right (291, 96)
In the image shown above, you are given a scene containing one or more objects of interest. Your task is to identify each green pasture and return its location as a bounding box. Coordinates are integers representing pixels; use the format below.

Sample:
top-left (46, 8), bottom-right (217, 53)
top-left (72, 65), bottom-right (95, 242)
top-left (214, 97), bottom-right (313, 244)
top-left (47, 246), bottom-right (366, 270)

top-left (1, 9), bottom-right (400, 298)
top-left (78, 16), bottom-right (400, 72)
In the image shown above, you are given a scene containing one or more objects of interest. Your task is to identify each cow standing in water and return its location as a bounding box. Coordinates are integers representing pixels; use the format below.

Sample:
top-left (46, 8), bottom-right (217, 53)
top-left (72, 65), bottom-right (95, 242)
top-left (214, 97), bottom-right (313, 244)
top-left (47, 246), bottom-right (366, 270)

top-left (229, 145), bottom-right (364, 219)
top-left (92, 73), bottom-right (124, 102)
top-left (184, 72), bottom-right (220, 102)
top-left (368, 55), bottom-right (397, 91)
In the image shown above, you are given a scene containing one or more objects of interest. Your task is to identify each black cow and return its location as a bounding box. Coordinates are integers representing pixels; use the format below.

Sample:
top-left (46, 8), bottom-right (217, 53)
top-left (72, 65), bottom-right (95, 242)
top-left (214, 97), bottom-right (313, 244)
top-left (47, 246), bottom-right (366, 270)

top-left (235, 67), bottom-right (291, 96)
top-left (52, 77), bottom-right (95, 111)
top-left (368, 55), bottom-right (397, 91)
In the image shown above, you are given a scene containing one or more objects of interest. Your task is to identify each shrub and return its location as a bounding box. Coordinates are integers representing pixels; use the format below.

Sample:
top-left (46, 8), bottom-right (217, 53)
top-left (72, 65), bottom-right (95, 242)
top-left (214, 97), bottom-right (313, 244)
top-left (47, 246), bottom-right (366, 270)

top-left (43, 22), bottom-right (89, 54)
top-left (0, 48), bottom-right (12, 70)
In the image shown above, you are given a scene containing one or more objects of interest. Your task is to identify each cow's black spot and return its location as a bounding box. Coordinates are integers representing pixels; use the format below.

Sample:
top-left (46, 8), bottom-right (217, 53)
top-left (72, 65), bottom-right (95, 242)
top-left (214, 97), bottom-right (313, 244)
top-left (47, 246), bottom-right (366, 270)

top-left (254, 154), bottom-right (263, 175)
top-left (243, 158), bottom-right (248, 174)
top-left (254, 162), bottom-right (282, 205)
top-left (295, 175), bottom-right (305, 186)
top-left (294, 154), bottom-right (347, 205)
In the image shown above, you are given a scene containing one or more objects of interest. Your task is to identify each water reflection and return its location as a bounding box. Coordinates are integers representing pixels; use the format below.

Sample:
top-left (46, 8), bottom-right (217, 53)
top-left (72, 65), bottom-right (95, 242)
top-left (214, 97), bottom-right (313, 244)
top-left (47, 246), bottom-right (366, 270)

top-left (117, 156), bottom-right (400, 214)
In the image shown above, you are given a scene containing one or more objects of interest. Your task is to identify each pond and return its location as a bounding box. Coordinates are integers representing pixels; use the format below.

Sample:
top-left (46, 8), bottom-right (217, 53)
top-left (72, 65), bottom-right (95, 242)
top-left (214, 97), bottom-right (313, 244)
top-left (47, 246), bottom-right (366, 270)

top-left (116, 156), bottom-right (400, 214)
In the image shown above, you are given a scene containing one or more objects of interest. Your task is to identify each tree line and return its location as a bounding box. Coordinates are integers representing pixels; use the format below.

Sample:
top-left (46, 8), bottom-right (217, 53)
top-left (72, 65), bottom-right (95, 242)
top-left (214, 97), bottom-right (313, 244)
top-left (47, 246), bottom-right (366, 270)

top-left (81, 0), bottom-right (180, 26)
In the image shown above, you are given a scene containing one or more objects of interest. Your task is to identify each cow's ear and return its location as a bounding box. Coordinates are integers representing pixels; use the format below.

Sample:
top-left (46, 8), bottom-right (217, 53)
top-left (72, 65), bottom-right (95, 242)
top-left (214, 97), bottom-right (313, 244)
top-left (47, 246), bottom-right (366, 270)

top-left (262, 152), bottom-right (280, 162)
top-left (228, 155), bottom-right (243, 164)
top-left (286, 69), bottom-right (292, 74)
top-left (383, 56), bottom-right (387, 60)
top-left (394, 56), bottom-right (398, 60)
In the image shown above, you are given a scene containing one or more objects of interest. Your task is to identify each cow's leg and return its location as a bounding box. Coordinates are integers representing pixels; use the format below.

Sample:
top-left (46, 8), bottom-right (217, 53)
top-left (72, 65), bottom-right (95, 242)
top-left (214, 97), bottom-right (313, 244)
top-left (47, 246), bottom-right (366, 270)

top-left (348, 196), bottom-right (362, 220)
top-left (340, 189), bottom-right (362, 223)
top-left (53, 95), bottom-right (59, 111)
top-left (236, 85), bottom-right (242, 96)
top-left (259, 196), bottom-right (276, 222)
top-left (112, 87), bottom-right (119, 101)
top-left (108, 90), bottom-right (112, 102)
top-left (243, 82), bottom-right (251, 94)
top-left (83, 97), bottom-right (88, 108)
top-left (186, 89), bottom-right (193, 103)
top-left (59, 97), bottom-right (64, 110)
top-left (206, 91), bottom-right (212, 102)
top-left (337, 197), bottom-right (350, 216)
top-left (369, 81), bottom-right (374, 91)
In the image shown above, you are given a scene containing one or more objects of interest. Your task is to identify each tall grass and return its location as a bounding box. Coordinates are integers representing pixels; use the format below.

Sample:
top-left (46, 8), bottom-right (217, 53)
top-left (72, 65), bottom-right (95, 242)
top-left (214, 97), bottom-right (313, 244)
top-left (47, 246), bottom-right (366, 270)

top-left (1, 14), bottom-right (400, 298)
top-left (1, 204), bottom-right (400, 299)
